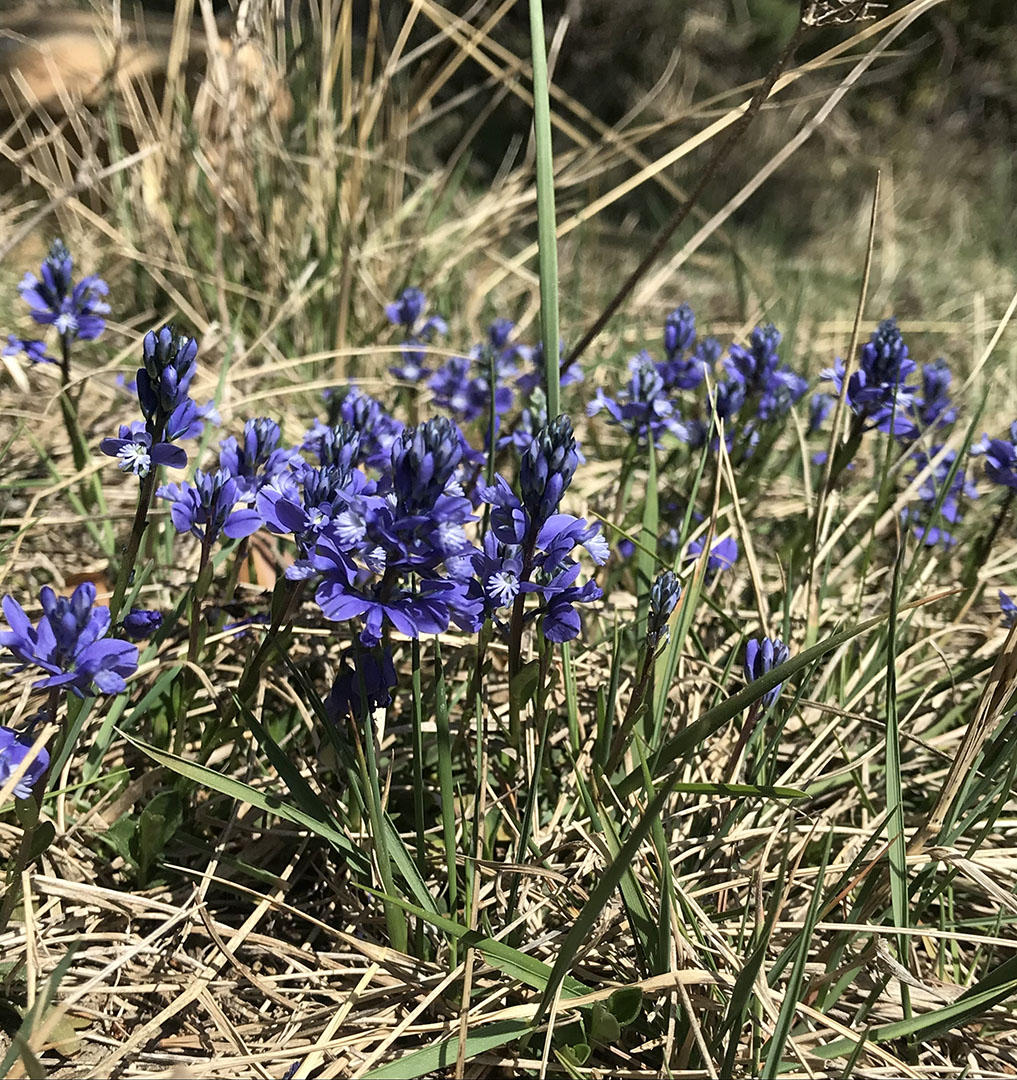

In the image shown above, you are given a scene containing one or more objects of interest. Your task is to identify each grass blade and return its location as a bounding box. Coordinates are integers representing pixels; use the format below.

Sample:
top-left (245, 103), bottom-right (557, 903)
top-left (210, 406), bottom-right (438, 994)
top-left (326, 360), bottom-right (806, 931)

top-left (527, 0), bottom-right (561, 416)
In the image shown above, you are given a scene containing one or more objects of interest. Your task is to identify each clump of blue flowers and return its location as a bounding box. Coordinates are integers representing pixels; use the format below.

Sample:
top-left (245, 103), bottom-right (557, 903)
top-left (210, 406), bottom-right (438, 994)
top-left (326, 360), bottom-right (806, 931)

top-left (476, 415), bottom-right (606, 642)
top-left (386, 287), bottom-right (448, 382)
top-left (1, 583), bottom-right (138, 696)
top-left (821, 318), bottom-right (918, 440)
top-left (900, 447), bottom-right (978, 547)
top-left (6, 239), bottom-right (110, 363)
top-left (101, 327), bottom-right (217, 477)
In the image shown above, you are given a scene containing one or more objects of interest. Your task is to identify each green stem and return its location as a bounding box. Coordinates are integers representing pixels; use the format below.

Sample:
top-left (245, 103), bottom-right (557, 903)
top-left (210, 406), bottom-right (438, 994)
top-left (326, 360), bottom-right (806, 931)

top-left (527, 0), bottom-right (560, 418)
top-left (173, 536), bottom-right (213, 756)
top-left (109, 469), bottom-right (159, 624)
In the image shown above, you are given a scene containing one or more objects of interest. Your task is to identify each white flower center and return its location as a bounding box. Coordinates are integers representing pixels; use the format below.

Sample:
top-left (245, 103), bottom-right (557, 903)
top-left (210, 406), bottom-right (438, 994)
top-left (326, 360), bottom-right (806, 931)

top-left (118, 442), bottom-right (151, 477)
top-left (487, 570), bottom-right (519, 607)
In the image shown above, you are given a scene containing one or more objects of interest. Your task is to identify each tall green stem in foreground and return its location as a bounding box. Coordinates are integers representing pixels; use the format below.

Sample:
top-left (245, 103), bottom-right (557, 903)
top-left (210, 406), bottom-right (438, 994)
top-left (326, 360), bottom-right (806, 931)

top-left (527, 0), bottom-right (560, 419)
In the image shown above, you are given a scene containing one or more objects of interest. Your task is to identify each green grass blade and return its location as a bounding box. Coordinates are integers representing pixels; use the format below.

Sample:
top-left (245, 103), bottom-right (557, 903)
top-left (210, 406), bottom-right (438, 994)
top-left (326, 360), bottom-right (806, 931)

top-left (364, 889), bottom-right (591, 999)
top-left (433, 640), bottom-right (458, 951)
top-left (118, 728), bottom-right (371, 874)
top-left (761, 829), bottom-right (833, 1077)
top-left (811, 954), bottom-right (1017, 1059)
top-left (363, 1019), bottom-right (534, 1080)
top-left (527, 0), bottom-right (560, 416)
top-left (884, 539), bottom-right (912, 1021)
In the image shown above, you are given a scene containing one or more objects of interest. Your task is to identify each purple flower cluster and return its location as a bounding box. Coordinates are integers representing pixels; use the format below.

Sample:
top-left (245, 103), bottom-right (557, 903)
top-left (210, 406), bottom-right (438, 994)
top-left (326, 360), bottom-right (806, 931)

top-left (386, 288), bottom-right (448, 382)
top-left (101, 327), bottom-right (218, 478)
top-left (900, 447), bottom-right (978, 547)
top-left (588, 351), bottom-right (687, 446)
top-left (1, 583), bottom-right (138, 697)
top-left (821, 318), bottom-right (919, 440)
top-left (428, 320), bottom-right (524, 423)
top-left (745, 636), bottom-right (791, 710)
top-left (12, 239), bottom-right (110, 348)
top-left (158, 469), bottom-right (263, 548)
top-left (473, 415), bottom-right (605, 640)
top-left (590, 306), bottom-right (807, 457)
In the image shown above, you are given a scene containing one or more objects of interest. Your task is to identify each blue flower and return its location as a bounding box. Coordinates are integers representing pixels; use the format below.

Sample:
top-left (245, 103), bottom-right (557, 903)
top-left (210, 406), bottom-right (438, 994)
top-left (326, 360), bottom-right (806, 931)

top-left (386, 288), bottom-right (447, 382)
top-left (520, 415), bottom-right (580, 529)
top-left (999, 589), bottom-right (1017, 628)
top-left (474, 476), bottom-right (605, 641)
top-left (18, 239), bottom-right (110, 342)
top-left (972, 422), bottom-right (1017, 490)
top-left (657, 335), bottom-right (718, 393)
top-left (913, 359), bottom-right (956, 428)
top-left (497, 392), bottom-right (548, 452)
top-left (1, 583), bottom-right (138, 696)
top-left (157, 469), bottom-right (262, 546)
top-left (647, 570), bottom-right (681, 648)
top-left (588, 352), bottom-right (687, 446)
top-left (4, 335), bottom-right (54, 365)
top-left (429, 345), bottom-right (516, 423)
top-left (520, 560), bottom-right (602, 642)
top-left (467, 532), bottom-right (524, 616)
top-left (724, 324), bottom-right (807, 421)
top-left (327, 387), bottom-right (405, 471)
top-left (219, 418), bottom-right (302, 502)
top-left (724, 323), bottom-right (782, 387)
top-left (257, 464), bottom-right (375, 568)
top-left (312, 533), bottom-right (468, 644)
top-left (745, 636), bottom-right (791, 710)
top-left (809, 393), bottom-right (834, 434)
top-left (302, 421), bottom-right (361, 472)
top-left (325, 646), bottom-right (397, 722)
top-left (100, 422), bottom-right (187, 477)
top-left (821, 318), bottom-right (918, 438)
top-left (385, 287), bottom-right (428, 329)
top-left (663, 304), bottom-right (696, 359)
top-left (122, 609), bottom-right (163, 639)
top-left (0, 727), bottom-right (50, 800)
top-left (687, 536), bottom-right (739, 577)
top-left (391, 417), bottom-right (463, 516)
top-left (900, 447), bottom-right (977, 547)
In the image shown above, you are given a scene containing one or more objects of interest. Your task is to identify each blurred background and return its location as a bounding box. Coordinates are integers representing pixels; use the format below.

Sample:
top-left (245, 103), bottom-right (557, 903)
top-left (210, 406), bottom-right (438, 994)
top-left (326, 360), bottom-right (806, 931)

top-left (1, 0), bottom-right (1015, 374)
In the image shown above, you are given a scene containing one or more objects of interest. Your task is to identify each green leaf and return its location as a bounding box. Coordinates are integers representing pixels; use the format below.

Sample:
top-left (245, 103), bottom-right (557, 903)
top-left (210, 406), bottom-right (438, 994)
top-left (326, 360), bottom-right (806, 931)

top-left (363, 1019), bottom-right (533, 1080)
top-left (608, 986), bottom-right (643, 1026)
top-left (589, 1001), bottom-right (621, 1045)
top-left (0, 945), bottom-right (76, 1077)
top-left (137, 791), bottom-right (183, 881)
top-left (811, 958), bottom-right (1017, 1059)
top-left (561, 1042), bottom-right (591, 1067)
top-left (118, 728), bottom-right (371, 874)
top-left (364, 888), bottom-right (591, 999)
top-left (27, 821), bottom-right (55, 863)
top-left (509, 659), bottom-right (541, 713)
